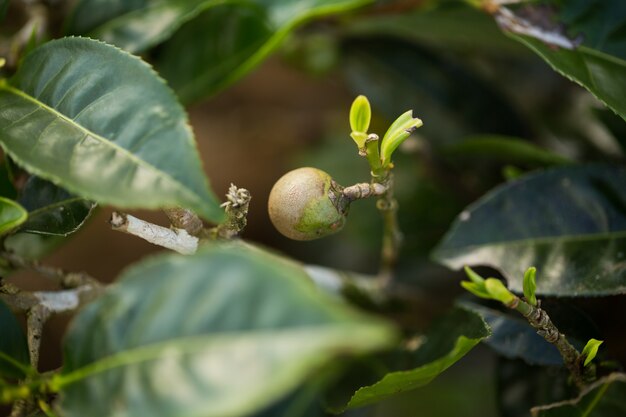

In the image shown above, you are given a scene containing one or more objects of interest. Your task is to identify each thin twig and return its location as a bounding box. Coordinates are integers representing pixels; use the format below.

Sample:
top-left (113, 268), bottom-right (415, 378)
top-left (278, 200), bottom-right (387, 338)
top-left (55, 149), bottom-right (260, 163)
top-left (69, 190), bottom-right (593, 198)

top-left (511, 298), bottom-right (586, 389)
top-left (376, 173), bottom-right (402, 287)
top-left (26, 305), bottom-right (49, 369)
top-left (110, 212), bottom-right (199, 255)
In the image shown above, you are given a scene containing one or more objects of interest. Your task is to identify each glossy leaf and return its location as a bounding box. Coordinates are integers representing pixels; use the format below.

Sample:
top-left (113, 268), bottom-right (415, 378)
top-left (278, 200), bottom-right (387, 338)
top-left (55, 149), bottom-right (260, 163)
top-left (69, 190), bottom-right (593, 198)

top-left (433, 165), bottom-right (626, 296)
top-left (18, 176), bottom-right (95, 236)
top-left (157, 0), bottom-right (369, 103)
top-left (0, 300), bottom-right (30, 379)
top-left (0, 37), bottom-right (223, 222)
top-left (337, 307), bottom-right (490, 410)
top-left (0, 197), bottom-right (27, 236)
top-left (508, 34), bottom-right (626, 122)
top-left (56, 244), bottom-right (395, 417)
top-left (553, 0), bottom-right (626, 60)
top-left (531, 373), bottom-right (626, 417)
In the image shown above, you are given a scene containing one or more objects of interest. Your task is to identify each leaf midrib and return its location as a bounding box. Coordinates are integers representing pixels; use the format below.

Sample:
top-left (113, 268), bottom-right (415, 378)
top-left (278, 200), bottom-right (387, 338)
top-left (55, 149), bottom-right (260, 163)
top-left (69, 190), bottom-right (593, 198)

top-left (56, 323), bottom-right (380, 388)
top-left (0, 83), bottom-right (203, 207)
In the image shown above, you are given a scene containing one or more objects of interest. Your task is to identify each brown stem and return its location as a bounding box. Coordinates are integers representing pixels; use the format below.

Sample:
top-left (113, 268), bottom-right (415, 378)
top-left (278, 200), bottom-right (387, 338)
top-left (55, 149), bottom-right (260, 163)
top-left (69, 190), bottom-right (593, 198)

top-left (513, 299), bottom-right (586, 389)
top-left (26, 305), bottom-right (49, 369)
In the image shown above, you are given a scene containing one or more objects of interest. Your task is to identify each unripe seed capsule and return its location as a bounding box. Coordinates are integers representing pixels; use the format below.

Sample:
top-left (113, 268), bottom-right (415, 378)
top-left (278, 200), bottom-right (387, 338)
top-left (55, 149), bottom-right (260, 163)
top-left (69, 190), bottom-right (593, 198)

top-left (268, 167), bottom-right (347, 241)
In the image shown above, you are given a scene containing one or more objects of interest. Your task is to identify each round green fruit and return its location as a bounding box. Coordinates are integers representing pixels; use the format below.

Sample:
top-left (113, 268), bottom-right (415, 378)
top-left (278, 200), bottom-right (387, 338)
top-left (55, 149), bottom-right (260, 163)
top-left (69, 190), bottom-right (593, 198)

top-left (268, 167), bottom-right (347, 241)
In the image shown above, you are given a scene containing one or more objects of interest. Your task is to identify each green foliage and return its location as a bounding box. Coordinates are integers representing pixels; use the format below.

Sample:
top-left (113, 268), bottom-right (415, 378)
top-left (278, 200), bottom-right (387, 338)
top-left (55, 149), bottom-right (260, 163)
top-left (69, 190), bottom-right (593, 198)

top-left (2, 1), bottom-right (626, 416)
top-left (65, 0), bottom-right (371, 102)
top-left (0, 196), bottom-right (27, 236)
top-left (18, 177), bottom-right (94, 236)
top-left (523, 267), bottom-right (538, 306)
top-left (0, 37), bottom-right (223, 222)
top-left (349, 95), bottom-right (371, 149)
top-left (581, 338), bottom-right (603, 367)
top-left (434, 165), bottom-right (626, 296)
top-left (0, 300), bottom-right (30, 379)
top-left (380, 110), bottom-right (422, 167)
top-left (531, 373), bottom-right (626, 417)
top-left (56, 244), bottom-right (395, 417)
top-left (349, 95), bottom-right (371, 134)
top-left (334, 308), bottom-right (490, 411)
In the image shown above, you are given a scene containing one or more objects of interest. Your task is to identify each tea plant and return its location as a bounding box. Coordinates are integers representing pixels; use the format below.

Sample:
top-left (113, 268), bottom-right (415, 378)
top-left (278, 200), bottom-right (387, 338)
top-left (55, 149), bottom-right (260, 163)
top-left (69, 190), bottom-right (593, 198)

top-left (1, 1), bottom-right (626, 417)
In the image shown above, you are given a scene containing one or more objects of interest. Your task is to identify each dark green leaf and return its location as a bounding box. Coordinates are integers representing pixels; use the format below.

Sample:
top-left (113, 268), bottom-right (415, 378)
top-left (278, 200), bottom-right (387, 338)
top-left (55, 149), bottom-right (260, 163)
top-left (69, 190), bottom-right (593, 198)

top-left (433, 164), bottom-right (626, 296)
top-left (0, 197), bottom-right (27, 236)
top-left (56, 244), bottom-right (395, 417)
top-left (0, 300), bottom-right (30, 379)
top-left (157, 0), bottom-right (369, 103)
top-left (0, 37), bottom-right (223, 222)
top-left (554, 0), bottom-right (626, 60)
top-left (65, 0), bottom-right (145, 36)
top-left (531, 373), bottom-right (626, 417)
top-left (335, 307), bottom-right (490, 410)
top-left (444, 135), bottom-right (573, 167)
top-left (18, 176), bottom-right (94, 236)
top-left (155, 3), bottom-right (273, 103)
top-left (68, 0), bottom-right (369, 54)
top-left (508, 34), bottom-right (626, 122)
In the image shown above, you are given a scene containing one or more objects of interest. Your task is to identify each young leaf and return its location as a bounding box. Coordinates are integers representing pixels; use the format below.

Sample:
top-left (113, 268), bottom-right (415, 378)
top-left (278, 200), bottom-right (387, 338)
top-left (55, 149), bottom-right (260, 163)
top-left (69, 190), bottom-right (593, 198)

top-left (56, 244), bottom-right (395, 417)
top-left (531, 373), bottom-right (626, 417)
top-left (461, 267), bottom-right (491, 298)
top-left (0, 37), bottom-right (223, 222)
top-left (523, 267), bottom-right (537, 306)
top-left (349, 95), bottom-right (371, 134)
top-left (0, 197), bottom-right (27, 236)
top-left (0, 300), bottom-right (31, 379)
top-left (581, 338), bottom-right (603, 367)
top-left (484, 278), bottom-right (516, 305)
top-left (464, 265), bottom-right (485, 284)
top-left (433, 165), bottom-right (626, 296)
top-left (380, 110), bottom-right (422, 166)
top-left (18, 176), bottom-right (95, 236)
